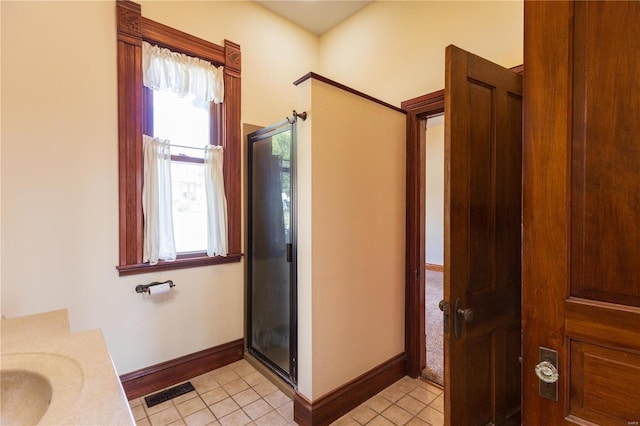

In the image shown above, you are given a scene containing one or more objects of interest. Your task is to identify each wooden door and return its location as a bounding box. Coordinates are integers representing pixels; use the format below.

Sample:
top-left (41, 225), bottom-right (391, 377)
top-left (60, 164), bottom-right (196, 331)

top-left (523, 1), bottom-right (640, 424)
top-left (444, 45), bottom-right (522, 425)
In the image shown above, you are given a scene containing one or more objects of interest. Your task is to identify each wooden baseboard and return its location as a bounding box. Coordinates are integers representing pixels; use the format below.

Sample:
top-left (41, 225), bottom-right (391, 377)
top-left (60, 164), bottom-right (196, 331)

top-left (425, 263), bottom-right (444, 272)
top-left (294, 392), bottom-right (314, 426)
top-left (119, 338), bottom-right (244, 399)
top-left (294, 353), bottom-right (406, 426)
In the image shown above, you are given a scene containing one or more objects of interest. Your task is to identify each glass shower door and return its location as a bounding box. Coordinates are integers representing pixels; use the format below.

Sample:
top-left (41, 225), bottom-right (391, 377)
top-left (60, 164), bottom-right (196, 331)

top-left (247, 121), bottom-right (296, 385)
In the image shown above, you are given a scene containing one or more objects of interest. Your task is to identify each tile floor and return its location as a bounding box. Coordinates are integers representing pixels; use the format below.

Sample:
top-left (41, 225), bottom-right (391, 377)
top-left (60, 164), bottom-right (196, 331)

top-left (128, 360), bottom-right (444, 426)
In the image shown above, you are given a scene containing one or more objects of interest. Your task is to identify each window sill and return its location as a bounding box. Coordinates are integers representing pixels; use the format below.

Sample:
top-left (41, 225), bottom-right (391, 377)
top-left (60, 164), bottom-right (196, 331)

top-left (116, 253), bottom-right (242, 276)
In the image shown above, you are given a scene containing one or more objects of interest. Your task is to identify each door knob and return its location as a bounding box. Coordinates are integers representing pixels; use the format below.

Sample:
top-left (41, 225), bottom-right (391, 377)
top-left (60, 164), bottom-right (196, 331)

top-left (439, 299), bottom-right (445, 311)
top-left (457, 307), bottom-right (474, 322)
top-left (537, 347), bottom-right (559, 401)
top-left (454, 298), bottom-right (473, 339)
top-left (535, 360), bottom-right (559, 383)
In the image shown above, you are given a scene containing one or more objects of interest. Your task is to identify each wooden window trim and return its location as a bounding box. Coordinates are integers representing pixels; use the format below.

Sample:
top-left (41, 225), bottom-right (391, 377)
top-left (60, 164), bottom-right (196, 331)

top-left (116, 0), bottom-right (242, 276)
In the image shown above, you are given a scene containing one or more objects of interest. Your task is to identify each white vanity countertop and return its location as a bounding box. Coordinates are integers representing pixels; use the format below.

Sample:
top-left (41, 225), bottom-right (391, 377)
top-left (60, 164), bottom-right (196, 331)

top-left (1, 309), bottom-right (135, 425)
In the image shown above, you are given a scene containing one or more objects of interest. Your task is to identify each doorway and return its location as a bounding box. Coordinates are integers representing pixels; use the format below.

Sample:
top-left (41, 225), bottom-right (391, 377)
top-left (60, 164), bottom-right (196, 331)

top-left (423, 114), bottom-right (445, 386)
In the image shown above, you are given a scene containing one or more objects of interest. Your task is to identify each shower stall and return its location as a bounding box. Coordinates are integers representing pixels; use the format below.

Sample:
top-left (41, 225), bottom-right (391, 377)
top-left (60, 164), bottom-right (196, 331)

top-left (247, 116), bottom-right (299, 386)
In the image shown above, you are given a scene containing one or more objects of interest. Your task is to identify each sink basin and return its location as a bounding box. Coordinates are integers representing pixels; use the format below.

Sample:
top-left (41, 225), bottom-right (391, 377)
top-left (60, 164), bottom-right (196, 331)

top-left (1, 369), bottom-right (52, 425)
top-left (0, 352), bottom-right (83, 425)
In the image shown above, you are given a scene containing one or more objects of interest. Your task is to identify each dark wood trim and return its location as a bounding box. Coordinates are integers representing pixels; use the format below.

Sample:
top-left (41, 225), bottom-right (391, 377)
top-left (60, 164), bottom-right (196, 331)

top-left (224, 39), bottom-right (242, 78)
top-left (509, 64), bottom-right (525, 75)
top-left (117, 1), bottom-right (144, 267)
top-left (293, 72), bottom-right (406, 114)
top-left (294, 392), bottom-right (313, 426)
top-left (120, 338), bottom-right (244, 399)
top-left (140, 17), bottom-right (225, 65)
top-left (293, 353), bottom-right (406, 426)
top-left (402, 90), bottom-right (444, 378)
top-left (116, 253), bottom-right (242, 276)
top-left (401, 90), bottom-right (445, 114)
top-left (425, 263), bottom-right (444, 272)
top-left (117, 0), bottom-right (141, 40)
top-left (116, 0), bottom-right (242, 274)
top-left (223, 40), bottom-right (242, 256)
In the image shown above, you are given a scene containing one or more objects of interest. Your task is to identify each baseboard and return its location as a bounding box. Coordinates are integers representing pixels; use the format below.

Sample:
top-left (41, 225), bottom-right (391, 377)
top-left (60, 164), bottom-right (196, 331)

top-left (425, 263), bottom-right (444, 272)
top-left (119, 338), bottom-right (244, 399)
top-left (293, 353), bottom-right (406, 426)
top-left (294, 392), bottom-right (314, 426)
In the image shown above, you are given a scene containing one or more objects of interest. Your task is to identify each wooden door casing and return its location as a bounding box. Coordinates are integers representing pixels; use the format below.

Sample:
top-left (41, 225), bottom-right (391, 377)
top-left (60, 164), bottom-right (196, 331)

top-left (445, 45), bottom-right (522, 426)
top-left (523, 1), bottom-right (640, 424)
top-left (403, 90), bottom-right (445, 378)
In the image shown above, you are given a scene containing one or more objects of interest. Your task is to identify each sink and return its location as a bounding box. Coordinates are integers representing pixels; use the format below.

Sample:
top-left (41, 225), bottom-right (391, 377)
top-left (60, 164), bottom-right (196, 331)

top-left (0, 352), bottom-right (83, 425)
top-left (1, 369), bottom-right (52, 425)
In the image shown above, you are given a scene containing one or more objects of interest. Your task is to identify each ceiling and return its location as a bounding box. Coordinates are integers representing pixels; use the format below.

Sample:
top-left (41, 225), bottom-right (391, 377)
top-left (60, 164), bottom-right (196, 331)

top-left (255, 1), bottom-right (373, 36)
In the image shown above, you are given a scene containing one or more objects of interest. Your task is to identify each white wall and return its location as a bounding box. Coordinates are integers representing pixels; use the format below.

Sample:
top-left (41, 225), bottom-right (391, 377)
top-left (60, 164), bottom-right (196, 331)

top-left (0, 0), bottom-right (318, 375)
top-left (296, 78), bottom-right (406, 399)
top-left (319, 1), bottom-right (523, 106)
top-left (425, 119), bottom-right (444, 266)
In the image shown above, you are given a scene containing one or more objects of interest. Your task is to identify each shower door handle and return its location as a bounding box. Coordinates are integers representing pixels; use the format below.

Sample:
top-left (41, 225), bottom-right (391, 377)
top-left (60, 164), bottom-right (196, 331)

top-left (286, 244), bottom-right (292, 262)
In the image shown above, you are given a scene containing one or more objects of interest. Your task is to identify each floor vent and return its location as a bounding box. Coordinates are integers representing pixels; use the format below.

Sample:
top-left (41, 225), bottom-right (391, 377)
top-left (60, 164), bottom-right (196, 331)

top-left (144, 382), bottom-right (195, 408)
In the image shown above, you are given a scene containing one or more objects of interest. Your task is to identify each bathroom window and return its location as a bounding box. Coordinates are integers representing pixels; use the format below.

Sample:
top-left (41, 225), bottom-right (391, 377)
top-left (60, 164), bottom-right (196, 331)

top-left (151, 91), bottom-right (210, 254)
top-left (115, 1), bottom-right (242, 275)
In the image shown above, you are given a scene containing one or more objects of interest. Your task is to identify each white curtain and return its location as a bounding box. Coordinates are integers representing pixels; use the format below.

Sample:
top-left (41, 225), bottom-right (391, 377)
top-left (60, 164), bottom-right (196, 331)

top-left (204, 145), bottom-right (228, 256)
top-left (142, 135), bottom-right (176, 265)
top-left (142, 41), bottom-right (224, 105)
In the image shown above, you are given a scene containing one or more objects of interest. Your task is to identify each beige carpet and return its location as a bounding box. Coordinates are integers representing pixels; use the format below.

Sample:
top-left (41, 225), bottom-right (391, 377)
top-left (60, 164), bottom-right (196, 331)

top-left (423, 270), bottom-right (444, 385)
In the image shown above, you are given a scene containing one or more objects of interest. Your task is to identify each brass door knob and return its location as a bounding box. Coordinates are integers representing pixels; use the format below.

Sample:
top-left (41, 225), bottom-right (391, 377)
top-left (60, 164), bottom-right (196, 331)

top-left (454, 298), bottom-right (473, 339)
top-left (457, 308), bottom-right (474, 322)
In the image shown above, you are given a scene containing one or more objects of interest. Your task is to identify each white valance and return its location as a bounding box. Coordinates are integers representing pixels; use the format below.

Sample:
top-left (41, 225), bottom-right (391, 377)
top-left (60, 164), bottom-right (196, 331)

top-left (142, 41), bottom-right (224, 105)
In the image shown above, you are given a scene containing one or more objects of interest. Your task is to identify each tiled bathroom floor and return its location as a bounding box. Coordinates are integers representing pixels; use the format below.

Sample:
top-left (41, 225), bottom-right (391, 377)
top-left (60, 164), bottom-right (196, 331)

top-left (128, 360), bottom-right (444, 426)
